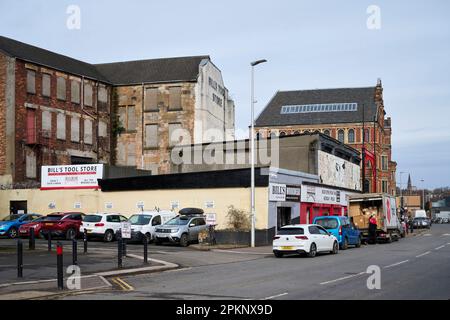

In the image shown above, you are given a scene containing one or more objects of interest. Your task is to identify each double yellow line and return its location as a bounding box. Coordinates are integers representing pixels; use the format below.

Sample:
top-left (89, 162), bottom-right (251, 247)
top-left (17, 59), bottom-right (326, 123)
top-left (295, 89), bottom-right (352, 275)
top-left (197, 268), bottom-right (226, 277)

top-left (111, 277), bottom-right (134, 291)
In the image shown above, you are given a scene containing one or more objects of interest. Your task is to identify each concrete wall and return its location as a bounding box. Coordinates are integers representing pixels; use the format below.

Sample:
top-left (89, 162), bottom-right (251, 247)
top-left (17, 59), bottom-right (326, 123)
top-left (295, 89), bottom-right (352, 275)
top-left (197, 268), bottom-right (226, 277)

top-left (0, 186), bottom-right (269, 230)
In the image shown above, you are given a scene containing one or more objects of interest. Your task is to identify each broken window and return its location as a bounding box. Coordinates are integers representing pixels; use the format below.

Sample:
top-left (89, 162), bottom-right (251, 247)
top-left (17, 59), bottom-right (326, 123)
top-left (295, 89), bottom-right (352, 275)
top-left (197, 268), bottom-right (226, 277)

top-left (145, 124), bottom-right (158, 148)
top-left (168, 87), bottom-right (182, 110)
top-left (57, 113), bottom-right (66, 140)
top-left (42, 74), bottom-right (51, 97)
top-left (71, 80), bottom-right (80, 104)
top-left (57, 77), bottom-right (66, 100)
top-left (27, 70), bottom-right (36, 94)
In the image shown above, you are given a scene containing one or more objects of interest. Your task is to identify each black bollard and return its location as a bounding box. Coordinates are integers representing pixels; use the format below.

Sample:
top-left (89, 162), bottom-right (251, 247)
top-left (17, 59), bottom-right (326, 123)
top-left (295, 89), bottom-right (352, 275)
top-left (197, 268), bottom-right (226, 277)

top-left (83, 230), bottom-right (88, 254)
top-left (122, 238), bottom-right (127, 257)
top-left (29, 227), bottom-right (35, 250)
top-left (48, 232), bottom-right (52, 251)
top-left (143, 233), bottom-right (148, 265)
top-left (17, 239), bottom-right (23, 278)
top-left (72, 239), bottom-right (78, 265)
top-left (56, 242), bottom-right (64, 290)
top-left (117, 237), bottom-right (123, 269)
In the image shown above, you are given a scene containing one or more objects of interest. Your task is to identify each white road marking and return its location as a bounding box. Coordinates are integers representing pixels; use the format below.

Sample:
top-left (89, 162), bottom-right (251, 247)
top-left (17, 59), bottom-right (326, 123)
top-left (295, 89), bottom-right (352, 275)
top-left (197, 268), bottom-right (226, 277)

top-left (416, 251), bottom-right (431, 258)
top-left (261, 292), bottom-right (288, 300)
top-left (320, 272), bottom-right (366, 285)
top-left (442, 234), bottom-right (450, 236)
top-left (423, 234), bottom-right (432, 236)
top-left (212, 249), bottom-right (270, 255)
top-left (435, 245), bottom-right (445, 250)
top-left (384, 260), bottom-right (409, 269)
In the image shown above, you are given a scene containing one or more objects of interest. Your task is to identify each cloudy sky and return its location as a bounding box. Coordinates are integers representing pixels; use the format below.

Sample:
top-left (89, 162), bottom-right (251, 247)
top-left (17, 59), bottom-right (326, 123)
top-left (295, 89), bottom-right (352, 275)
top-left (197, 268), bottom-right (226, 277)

top-left (1, 0), bottom-right (449, 189)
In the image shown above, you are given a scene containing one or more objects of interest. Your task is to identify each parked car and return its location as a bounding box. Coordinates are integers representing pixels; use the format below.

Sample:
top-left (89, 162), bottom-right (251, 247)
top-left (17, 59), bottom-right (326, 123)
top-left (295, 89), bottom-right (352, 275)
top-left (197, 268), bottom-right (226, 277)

top-left (18, 216), bottom-right (47, 238)
top-left (40, 212), bottom-right (85, 240)
top-left (79, 213), bottom-right (128, 242)
top-left (313, 216), bottom-right (362, 250)
top-left (0, 214), bottom-right (42, 239)
top-left (273, 224), bottom-right (339, 258)
top-left (129, 210), bottom-right (177, 243)
top-left (413, 217), bottom-right (430, 229)
top-left (154, 208), bottom-right (207, 247)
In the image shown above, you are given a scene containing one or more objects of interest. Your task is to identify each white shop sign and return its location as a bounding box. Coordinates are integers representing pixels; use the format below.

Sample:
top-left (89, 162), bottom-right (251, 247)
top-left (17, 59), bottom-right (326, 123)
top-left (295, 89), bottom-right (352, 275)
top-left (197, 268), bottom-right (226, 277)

top-left (41, 164), bottom-right (103, 190)
top-left (301, 185), bottom-right (348, 206)
top-left (269, 183), bottom-right (286, 202)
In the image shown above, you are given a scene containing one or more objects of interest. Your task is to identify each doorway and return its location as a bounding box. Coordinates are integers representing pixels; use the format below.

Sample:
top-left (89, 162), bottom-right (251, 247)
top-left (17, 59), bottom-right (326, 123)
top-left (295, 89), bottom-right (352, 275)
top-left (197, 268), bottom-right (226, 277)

top-left (277, 207), bottom-right (292, 230)
top-left (10, 201), bottom-right (27, 215)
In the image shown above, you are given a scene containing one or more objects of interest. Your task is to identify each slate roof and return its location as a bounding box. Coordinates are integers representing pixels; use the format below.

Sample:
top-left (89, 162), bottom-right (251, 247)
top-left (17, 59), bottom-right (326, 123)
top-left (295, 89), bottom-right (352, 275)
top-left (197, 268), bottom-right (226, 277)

top-left (255, 87), bottom-right (379, 127)
top-left (0, 35), bottom-right (109, 82)
top-left (0, 35), bottom-right (209, 85)
top-left (94, 56), bottom-right (209, 85)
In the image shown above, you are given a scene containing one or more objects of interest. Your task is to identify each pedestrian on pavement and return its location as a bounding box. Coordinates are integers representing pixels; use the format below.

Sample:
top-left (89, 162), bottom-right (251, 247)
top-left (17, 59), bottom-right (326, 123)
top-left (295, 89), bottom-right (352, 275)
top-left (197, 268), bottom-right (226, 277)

top-left (409, 216), bottom-right (414, 233)
top-left (368, 214), bottom-right (377, 244)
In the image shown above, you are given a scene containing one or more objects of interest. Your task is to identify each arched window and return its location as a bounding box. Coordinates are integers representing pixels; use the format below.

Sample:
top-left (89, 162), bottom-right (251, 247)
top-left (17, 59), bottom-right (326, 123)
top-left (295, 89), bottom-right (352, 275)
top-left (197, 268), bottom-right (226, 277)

top-left (323, 129), bottom-right (331, 136)
top-left (256, 132), bottom-right (261, 140)
top-left (279, 131), bottom-right (286, 137)
top-left (338, 129), bottom-right (345, 143)
top-left (364, 129), bottom-right (370, 142)
top-left (348, 129), bottom-right (355, 143)
top-left (303, 130), bottom-right (310, 134)
top-left (294, 131), bottom-right (300, 135)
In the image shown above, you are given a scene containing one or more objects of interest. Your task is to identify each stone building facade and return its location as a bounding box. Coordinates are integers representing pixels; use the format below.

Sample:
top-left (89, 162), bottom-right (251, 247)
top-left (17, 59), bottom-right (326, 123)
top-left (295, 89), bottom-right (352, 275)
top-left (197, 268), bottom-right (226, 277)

top-left (254, 80), bottom-right (396, 195)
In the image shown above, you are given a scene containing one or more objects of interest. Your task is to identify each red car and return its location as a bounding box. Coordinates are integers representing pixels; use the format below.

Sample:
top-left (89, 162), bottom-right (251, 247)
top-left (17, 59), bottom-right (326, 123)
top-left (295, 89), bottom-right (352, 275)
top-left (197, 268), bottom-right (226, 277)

top-left (19, 216), bottom-right (46, 238)
top-left (40, 212), bottom-right (85, 240)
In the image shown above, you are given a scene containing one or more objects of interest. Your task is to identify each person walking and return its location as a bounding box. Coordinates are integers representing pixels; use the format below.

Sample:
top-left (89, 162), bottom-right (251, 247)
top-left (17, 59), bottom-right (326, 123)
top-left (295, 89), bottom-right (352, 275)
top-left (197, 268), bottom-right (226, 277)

top-left (368, 214), bottom-right (377, 244)
top-left (409, 216), bottom-right (414, 234)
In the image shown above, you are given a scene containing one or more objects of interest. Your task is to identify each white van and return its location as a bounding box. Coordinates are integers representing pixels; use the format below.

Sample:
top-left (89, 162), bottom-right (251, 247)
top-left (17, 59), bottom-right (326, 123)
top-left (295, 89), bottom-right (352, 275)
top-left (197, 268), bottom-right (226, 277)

top-left (129, 210), bottom-right (177, 243)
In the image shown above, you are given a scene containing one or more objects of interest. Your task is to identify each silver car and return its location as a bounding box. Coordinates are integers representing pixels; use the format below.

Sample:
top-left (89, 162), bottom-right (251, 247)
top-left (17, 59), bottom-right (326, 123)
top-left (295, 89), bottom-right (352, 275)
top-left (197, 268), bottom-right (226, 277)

top-left (154, 214), bottom-right (208, 247)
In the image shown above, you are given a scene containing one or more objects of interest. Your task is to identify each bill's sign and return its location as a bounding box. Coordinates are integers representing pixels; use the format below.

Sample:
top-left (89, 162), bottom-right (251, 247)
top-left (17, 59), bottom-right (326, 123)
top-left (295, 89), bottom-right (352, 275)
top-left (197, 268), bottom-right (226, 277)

top-left (41, 165), bottom-right (103, 190)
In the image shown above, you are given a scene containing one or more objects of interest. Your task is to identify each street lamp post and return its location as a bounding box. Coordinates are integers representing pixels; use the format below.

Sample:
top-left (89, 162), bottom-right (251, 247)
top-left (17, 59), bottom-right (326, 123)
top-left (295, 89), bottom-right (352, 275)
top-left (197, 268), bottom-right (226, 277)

top-left (250, 59), bottom-right (267, 248)
top-left (399, 171), bottom-right (407, 208)
top-left (421, 179), bottom-right (425, 210)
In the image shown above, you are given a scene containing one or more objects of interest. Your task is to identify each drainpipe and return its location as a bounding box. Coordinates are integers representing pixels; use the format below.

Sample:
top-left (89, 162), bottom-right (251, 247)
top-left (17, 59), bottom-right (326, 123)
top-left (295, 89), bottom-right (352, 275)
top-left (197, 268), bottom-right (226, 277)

top-left (141, 83), bottom-right (145, 170)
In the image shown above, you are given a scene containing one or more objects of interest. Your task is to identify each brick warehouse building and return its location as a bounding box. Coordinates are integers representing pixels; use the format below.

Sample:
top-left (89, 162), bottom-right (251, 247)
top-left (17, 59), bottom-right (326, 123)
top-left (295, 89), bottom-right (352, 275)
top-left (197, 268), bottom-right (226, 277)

top-left (254, 80), bottom-right (397, 195)
top-left (0, 36), bottom-right (235, 187)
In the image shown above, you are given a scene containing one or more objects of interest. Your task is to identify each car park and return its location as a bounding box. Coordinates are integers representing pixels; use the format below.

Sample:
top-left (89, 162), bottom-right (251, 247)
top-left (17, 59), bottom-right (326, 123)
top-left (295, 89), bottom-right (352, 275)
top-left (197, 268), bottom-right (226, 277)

top-left (0, 213), bottom-right (42, 239)
top-left (154, 208), bottom-right (208, 247)
top-left (129, 210), bottom-right (177, 243)
top-left (79, 213), bottom-right (128, 242)
top-left (273, 224), bottom-right (339, 258)
top-left (40, 212), bottom-right (85, 240)
top-left (313, 216), bottom-right (362, 250)
top-left (18, 216), bottom-right (47, 238)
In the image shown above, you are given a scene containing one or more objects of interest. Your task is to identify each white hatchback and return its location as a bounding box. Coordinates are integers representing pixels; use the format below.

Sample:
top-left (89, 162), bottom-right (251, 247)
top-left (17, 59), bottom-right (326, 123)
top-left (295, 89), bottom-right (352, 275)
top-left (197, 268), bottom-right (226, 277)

top-left (273, 224), bottom-right (339, 258)
top-left (80, 213), bottom-right (128, 242)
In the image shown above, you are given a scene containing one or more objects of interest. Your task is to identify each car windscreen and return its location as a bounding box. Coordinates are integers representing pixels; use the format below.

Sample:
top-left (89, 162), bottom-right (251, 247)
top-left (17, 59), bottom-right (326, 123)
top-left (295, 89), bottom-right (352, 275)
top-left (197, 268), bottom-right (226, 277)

top-left (129, 215), bottom-right (152, 225)
top-left (315, 218), bottom-right (339, 229)
top-left (2, 214), bottom-right (21, 221)
top-left (165, 216), bottom-right (190, 225)
top-left (277, 228), bottom-right (304, 235)
top-left (83, 215), bottom-right (102, 223)
top-left (44, 215), bottom-right (63, 221)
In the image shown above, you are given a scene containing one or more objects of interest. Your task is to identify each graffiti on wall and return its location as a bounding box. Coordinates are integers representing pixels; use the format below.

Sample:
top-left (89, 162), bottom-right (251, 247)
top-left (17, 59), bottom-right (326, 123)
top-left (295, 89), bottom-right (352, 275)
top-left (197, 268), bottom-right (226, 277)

top-left (318, 151), bottom-right (361, 191)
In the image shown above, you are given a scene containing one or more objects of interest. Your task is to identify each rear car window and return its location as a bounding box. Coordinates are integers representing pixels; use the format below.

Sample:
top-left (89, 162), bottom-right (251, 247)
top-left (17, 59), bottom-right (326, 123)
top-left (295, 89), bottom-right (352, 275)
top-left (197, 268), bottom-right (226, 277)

top-left (45, 215), bottom-right (63, 221)
top-left (278, 228), bottom-right (304, 235)
top-left (84, 215), bottom-right (102, 223)
top-left (315, 218), bottom-right (339, 229)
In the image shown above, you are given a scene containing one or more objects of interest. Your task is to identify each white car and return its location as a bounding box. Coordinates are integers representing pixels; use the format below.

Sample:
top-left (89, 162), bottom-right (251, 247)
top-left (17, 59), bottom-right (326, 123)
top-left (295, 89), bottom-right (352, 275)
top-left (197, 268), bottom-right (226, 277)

top-left (273, 224), bottom-right (339, 258)
top-left (80, 213), bottom-right (128, 242)
top-left (129, 210), bottom-right (177, 243)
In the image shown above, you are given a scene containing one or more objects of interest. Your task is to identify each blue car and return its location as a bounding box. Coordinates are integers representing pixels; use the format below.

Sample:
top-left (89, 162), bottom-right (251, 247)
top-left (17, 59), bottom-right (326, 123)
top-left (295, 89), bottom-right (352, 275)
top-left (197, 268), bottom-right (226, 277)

top-left (313, 216), bottom-right (361, 250)
top-left (0, 214), bottom-right (42, 239)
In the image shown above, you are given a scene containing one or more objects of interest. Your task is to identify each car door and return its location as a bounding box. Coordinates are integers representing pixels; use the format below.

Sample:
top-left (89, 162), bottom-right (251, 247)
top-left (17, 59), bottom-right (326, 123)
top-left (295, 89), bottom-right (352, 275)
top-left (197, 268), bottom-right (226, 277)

top-left (70, 214), bottom-right (83, 232)
top-left (340, 217), bottom-right (352, 244)
top-left (308, 226), bottom-right (324, 251)
top-left (150, 215), bottom-right (162, 236)
top-left (108, 215), bottom-right (121, 233)
top-left (317, 225), bottom-right (333, 251)
top-left (188, 218), bottom-right (201, 241)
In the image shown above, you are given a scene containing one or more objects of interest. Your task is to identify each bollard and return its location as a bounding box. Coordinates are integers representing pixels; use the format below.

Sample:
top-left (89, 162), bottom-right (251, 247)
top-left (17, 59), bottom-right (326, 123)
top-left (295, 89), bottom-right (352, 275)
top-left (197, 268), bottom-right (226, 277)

top-left (56, 242), bottom-right (64, 290)
top-left (29, 227), bottom-right (35, 250)
top-left (72, 239), bottom-right (78, 265)
top-left (48, 232), bottom-right (52, 251)
top-left (17, 239), bottom-right (23, 278)
top-left (117, 237), bottom-right (123, 269)
top-left (143, 233), bottom-right (148, 265)
top-left (83, 230), bottom-right (88, 254)
top-left (122, 238), bottom-right (127, 257)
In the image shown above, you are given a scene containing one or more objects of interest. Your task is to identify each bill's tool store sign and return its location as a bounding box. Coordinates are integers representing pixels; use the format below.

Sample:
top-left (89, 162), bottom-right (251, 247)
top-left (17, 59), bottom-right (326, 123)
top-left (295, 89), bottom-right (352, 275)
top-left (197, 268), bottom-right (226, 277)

top-left (41, 165), bottom-right (104, 190)
top-left (269, 183), bottom-right (301, 202)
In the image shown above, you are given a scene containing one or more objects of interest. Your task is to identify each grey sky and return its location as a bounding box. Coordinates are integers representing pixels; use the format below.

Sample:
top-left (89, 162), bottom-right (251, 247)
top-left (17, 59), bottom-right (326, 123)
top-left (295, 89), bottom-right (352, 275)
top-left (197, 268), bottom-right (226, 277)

top-left (1, 0), bottom-right (449, 189)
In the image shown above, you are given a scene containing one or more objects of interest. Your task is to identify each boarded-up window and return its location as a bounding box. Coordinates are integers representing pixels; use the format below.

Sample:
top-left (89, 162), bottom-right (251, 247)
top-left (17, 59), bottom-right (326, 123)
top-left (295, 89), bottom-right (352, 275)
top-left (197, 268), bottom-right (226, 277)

top-left (57, 77), bottom-right (66, 100)
top-left (71, 80), bottom-right (80, 104)
top-left (118, 107), bottom-right (126, 129)
top-left (168, 123), bottom-right (183, 146)
top-left (71, 117), bottom-right (80, 142)
top-left (127, 106), bottom-right (136, 131)
top-left (84, 83), bottom-right (93, 107)
top-left (98, 120), bottom-right (107, 137)
top-left (42, 110), bottom-right (52, 138)
top-left (116, 143), bottom-right (126, 165)
top-left (84, 119), bottom-right (93, 145)
top-left (27, 70), bottom-right (36, 94)
top-left (42, 74), bottom-right (51, 97)
top-left (98, 86), bottom-right (108, 111)
top-left (57, 113), bottom-right (66, 140)
top-left (145, 124), bottom-right (158, 148)
top-left (169, 87), bottom-right (182, 110)
top-left (145, 88), bottom-right (158, 111)
top-left (126, 143), bottom-right (136, 166)
top-left (26, 151), bottom-right (37, 178)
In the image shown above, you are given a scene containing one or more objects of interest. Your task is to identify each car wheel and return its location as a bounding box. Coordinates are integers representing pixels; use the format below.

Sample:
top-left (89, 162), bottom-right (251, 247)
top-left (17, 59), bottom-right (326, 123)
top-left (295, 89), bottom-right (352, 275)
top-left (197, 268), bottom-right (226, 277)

top-left (143, 233), bottom-right (152, 244)
top-left (307, 243), bottom-right (317, 258)
top-left (355, 237), bottom-right (362, 248)
top-left (8, 227), bottom-right (18, 239)
top-left (104, 230), bottom-right (114, 242)
top-left (179, 234), bottom-right (189, 247)
top-left (331, 241), bottom-right (339, 254)
top-left (66, 228), bottom-right (77, 240)
top-left (274, 251), bottom-right (284, 258)
top-left (341, 238), bottom-right (348, 250)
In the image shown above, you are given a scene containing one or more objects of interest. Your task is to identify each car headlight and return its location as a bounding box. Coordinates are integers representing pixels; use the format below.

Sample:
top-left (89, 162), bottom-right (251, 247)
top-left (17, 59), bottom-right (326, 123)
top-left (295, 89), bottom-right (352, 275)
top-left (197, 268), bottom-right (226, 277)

top-left (171, 229), bottom-right (179, 233)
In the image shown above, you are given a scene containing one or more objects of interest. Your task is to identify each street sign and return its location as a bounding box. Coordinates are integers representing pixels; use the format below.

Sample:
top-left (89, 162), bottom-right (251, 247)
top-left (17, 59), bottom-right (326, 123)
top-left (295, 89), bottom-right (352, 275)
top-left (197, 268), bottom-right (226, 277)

top-left (121, 222), bottom-right (131, 239)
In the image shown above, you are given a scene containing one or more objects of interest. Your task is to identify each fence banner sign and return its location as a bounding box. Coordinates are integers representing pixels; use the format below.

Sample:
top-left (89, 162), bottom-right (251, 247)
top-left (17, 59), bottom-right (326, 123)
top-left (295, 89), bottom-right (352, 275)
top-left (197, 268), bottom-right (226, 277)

top-left (121, 222), bottom-right (132, 239)
top-left (41, 164), bottom-right (104, 190)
